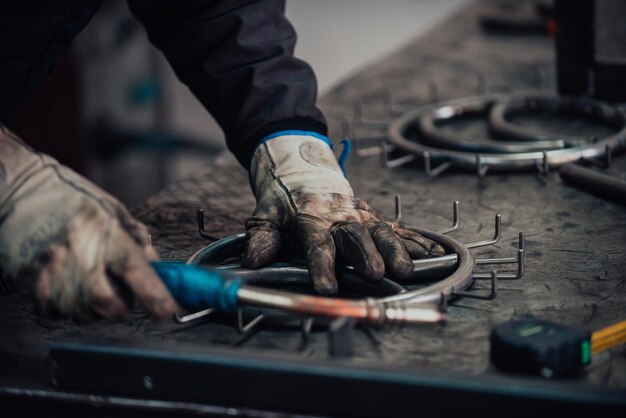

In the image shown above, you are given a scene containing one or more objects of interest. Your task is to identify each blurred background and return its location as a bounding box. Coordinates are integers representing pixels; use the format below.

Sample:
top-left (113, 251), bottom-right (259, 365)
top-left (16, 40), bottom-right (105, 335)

top-left (4, 0), bottom-right (469, 207)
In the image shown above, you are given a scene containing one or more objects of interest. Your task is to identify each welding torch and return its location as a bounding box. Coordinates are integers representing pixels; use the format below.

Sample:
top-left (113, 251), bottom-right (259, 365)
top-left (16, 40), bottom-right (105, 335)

top-left (151, 262), bottom-right (445, 326)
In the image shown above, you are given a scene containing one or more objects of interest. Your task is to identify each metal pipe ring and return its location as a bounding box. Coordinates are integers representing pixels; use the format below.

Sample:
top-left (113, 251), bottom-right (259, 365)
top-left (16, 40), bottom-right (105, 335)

top-left (418, 95), bottom-right (573, 153)
top-left (187, 229), bottom-right (473, 307)
top-left (386, 95), bottom-right (626, 171)
top-left (488, 95), bottom-right (626, 145)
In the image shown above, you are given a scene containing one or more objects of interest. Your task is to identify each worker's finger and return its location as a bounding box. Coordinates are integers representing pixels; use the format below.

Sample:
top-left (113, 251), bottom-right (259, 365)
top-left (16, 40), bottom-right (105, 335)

top-left (366, 222), bottom-right (414, 279)
top-left (393, 225), bottom-right (446, 258)
top-left (112, 203), bottom-right (153, 248)
top-left (242, 218), bottom-right (282, 268)
top-left (353, 197), bottom-right (380, 218)
top-left (86, 271), bottom-right (130, 321)
top-left (34, 244), bottom-right (98, 323)
top-left (121, 215), bottom-right (159, 261)
top-left (296, 216), bottom-right (338, 295)
top-left (106, 227), bottom-right (177, 320)
top-left (34, 245), bottom-right (70, 318)
top-left (332, 221), bottom-right (385, 282)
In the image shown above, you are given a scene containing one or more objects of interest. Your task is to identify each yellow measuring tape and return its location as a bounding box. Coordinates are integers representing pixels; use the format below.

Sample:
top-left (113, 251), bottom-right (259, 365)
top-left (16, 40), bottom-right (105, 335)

top-left (591, 319), bottom-right (626, 355)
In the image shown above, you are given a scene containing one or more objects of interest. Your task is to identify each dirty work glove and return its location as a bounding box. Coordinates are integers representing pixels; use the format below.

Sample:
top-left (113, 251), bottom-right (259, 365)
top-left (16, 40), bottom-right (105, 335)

top-left (243, 134), bottom-right (445, 294)
top-left (0, 126), bottom-right (177, 322)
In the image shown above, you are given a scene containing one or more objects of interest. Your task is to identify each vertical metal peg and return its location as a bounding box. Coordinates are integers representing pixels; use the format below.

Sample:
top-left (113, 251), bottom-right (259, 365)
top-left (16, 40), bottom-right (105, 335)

top-left (197, 208), bottom-right (220, 241)
top-left (237, 309), bottom-right (265, 334)
top-left (353, 100), bottom-right (388, 128)
top-left (394, 194), bottom-right (402, 223)
top-left (438, 201), bottom-right (461, 234)
top-left (476, 154), bottom-right (489, 178)
top-left (428, 79), bottom-right (439, 103)
top-left (344, 115), bottom-right (385, 157)
top-left (439, 292), bottom-right (449, 312)
top-left (341, 114), bottom-right (353, 139)
top-left (423, 151), bottom-right (452, 177)
top-left (476, 71), bottom-right (488, 95)
top-left (535, 151), bottom-right (549, 175)
top-left (380, 142), bottom-right (416, 168)
top-left (465, 213), bottom-right (502, 249)
top-left (382, 88), bottom-right (412, 116)
top-left (301, 316), bottom-right (314, 339)
top-left (328, 317), bottom-right (355, 358)
top-left (382, 88), bottom-right (398, 116)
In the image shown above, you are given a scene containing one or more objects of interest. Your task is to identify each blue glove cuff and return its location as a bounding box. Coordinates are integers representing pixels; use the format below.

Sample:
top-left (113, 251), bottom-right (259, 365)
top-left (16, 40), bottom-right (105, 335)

top-left (255, 130), bottom-right (352, 177)
top-left (257, 130), bottom-right (333, 148)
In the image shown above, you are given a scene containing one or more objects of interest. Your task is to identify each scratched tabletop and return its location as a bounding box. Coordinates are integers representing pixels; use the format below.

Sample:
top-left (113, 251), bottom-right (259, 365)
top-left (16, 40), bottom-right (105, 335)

top-left (1, 0), bottom-right (625, 397)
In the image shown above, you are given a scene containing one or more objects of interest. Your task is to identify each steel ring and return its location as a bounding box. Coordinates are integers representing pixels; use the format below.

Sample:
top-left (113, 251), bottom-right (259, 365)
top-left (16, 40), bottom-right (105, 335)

top-left (187, 229), bottom-right (473, 306)
top-left (488, 95), bottom-right (626, 145)
top-left (387, 95), bottom-right (626, 171)
top-left (418, 95), bottom-right (573, 153)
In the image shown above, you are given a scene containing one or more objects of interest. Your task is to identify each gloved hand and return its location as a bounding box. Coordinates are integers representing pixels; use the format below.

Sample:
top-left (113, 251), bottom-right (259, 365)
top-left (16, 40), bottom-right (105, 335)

top-left (243, 134), bottom-right (445, 294)
top-left (0, 126), bottom-right (177, 322)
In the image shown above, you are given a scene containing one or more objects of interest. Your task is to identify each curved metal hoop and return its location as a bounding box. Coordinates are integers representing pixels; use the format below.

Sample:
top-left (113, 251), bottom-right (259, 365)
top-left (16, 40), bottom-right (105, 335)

top-left (181, 202), bottom-right (525, 328)
top-left (488, 95), bottom-right (626, 145)
top-left (418, 95), bottom-right (579, 153)
top-left (186, 229), bottom-right (473, 317)
top-left (386, 95), bottom-right (626, 173)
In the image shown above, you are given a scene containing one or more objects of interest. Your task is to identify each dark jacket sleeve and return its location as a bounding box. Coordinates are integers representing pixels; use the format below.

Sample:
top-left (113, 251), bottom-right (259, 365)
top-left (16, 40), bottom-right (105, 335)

top-left (127, 0), bottom-right (327, 168)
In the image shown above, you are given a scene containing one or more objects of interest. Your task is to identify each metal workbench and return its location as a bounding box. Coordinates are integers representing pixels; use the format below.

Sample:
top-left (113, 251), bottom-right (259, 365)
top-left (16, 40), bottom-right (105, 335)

top-left (1, 1), bottom-right (625, 416)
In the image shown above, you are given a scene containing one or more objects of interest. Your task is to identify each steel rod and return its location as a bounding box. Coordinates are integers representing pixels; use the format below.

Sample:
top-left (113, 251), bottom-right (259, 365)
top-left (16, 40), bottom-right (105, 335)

top-left (559, 164), bottom-right (626, 206)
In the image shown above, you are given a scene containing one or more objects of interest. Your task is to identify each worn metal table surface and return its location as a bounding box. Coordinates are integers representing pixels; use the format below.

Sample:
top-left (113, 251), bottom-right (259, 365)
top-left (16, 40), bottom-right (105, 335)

top-left (1, 0), bottom-right (625, 416)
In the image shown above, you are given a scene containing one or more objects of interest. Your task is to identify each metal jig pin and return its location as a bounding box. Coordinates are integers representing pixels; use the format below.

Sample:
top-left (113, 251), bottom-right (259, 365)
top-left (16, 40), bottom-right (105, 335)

top-left (197, 208), bottom-right (220, 241)
top-left (353, 100), bottom-right (389, 128)
top-left (301, 316), bottom-right (314, 338)
top-left (476, 154), bottom-right (489, 178)
top-left (343, 115), bottom-right (385, 157)
top-left (438, 201), bottom-right (460, 234)
top-left (474, 232), bottom-right (525, 280)
top-left (175, 307), bottom-right (215, 323)
top-left (394, 194), bottom-right (402, 223)
top-left (382, 88), bottom-right (411, 116)
top-left (453, 271), bottom-right (498, 300)
top-left (534, 151), bottom-right (549, 175)
top-left (379, 142), bottom-right (416, 168)
top-left (476, 71), bottom-right (488, 95)
top-left (465, 213), bottom-right (502, 249)
top-left (423, 152), bottom-right (452, 177)
top-left (428, 79), bottom-right (439, 103)
top-left (237, 309), bottom-right (265, 334)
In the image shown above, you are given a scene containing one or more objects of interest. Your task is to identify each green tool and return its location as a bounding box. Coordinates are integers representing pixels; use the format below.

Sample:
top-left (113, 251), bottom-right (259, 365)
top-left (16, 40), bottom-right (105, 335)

top-left (490, 319), bottom-right (626, 378)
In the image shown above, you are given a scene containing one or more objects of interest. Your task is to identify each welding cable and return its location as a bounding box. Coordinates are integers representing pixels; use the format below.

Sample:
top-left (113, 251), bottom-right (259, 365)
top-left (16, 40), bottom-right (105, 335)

top-left (151, 261), bottom-right (445, 326)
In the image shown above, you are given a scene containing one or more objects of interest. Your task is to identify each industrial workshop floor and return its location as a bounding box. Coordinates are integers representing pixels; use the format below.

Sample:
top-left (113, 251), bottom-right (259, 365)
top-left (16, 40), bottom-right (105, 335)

top-left (1, 1), bottom-right (625, 416)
